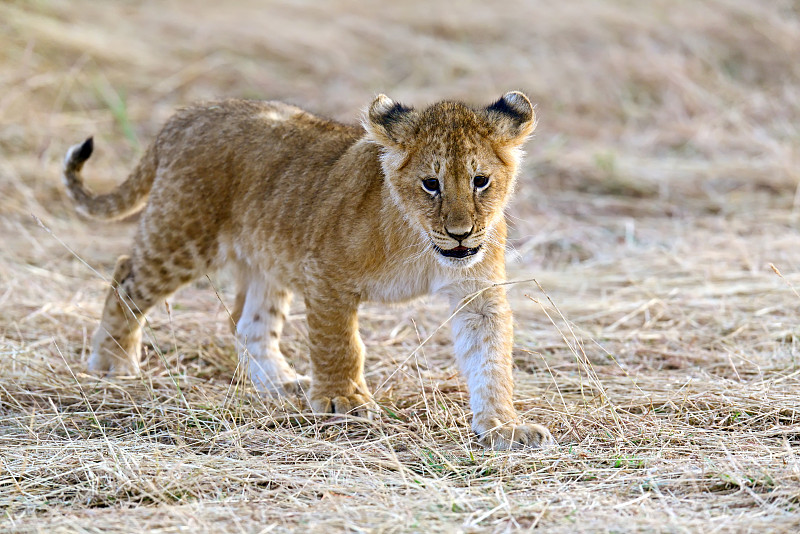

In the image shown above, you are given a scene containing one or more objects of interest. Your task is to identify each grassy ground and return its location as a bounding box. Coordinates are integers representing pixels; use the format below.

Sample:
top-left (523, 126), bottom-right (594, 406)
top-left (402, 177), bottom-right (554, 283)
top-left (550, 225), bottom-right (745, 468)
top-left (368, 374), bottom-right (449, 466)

top-left (2, 0), bottom-right (800, 531)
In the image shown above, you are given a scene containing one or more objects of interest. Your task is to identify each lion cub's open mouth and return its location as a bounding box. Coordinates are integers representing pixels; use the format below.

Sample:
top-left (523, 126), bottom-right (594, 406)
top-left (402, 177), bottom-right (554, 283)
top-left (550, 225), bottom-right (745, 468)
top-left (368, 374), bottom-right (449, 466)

top-left (433, 244), bottom-right (482, 259)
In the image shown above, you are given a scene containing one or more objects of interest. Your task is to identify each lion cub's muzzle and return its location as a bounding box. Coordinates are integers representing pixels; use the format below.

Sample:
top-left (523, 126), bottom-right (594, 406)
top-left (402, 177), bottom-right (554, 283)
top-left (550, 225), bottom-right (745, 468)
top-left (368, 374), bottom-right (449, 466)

top-left (430, 227), bottom-right (484, 261)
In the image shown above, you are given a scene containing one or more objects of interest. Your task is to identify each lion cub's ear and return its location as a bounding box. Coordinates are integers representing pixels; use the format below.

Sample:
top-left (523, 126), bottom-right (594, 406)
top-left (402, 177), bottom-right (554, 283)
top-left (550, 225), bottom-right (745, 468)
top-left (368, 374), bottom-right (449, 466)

top-left (363, 94), bottom-right (418, 148)
top-left (485, 91), bottom-right (537, 146)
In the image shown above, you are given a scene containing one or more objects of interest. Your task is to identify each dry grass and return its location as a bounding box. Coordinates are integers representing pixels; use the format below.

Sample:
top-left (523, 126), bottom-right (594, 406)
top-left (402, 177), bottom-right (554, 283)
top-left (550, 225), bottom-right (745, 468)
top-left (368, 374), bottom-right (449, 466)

top-left (2, 0), bottom-right (800, 531)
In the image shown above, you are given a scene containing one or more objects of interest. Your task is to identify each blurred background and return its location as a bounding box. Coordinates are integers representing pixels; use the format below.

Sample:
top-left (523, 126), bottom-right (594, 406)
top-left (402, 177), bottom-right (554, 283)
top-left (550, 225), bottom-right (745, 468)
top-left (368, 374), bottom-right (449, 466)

top-left (1, 1), bottom-right (799, 300)
top-left (3, 2), bottom-right (800, 530)
top-left (4, 0), bottom-right (799, 243)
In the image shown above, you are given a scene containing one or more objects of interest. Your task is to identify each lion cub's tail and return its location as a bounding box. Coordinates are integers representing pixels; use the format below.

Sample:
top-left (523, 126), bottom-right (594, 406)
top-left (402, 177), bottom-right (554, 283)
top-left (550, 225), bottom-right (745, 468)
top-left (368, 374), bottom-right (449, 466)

top-left (62, 137), bottom-right (157, 220)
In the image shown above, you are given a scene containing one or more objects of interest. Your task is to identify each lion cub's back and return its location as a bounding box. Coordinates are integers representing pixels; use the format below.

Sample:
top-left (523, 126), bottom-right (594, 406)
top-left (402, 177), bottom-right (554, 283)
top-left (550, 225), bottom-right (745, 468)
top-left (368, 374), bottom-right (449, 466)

top-left (144, 98), bottom-right (362, 219)
top-left (157, 99), bottom-right (358, 163)
top-left (137, 100), bottom-right (364, 272)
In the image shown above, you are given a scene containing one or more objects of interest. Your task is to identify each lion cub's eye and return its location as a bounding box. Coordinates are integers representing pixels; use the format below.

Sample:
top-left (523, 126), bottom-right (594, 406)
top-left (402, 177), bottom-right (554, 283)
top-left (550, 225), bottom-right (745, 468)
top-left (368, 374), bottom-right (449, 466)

top-left (421, 178), bottom-right (440, 194)
top-left (473, 175), bottom-right (490, 189)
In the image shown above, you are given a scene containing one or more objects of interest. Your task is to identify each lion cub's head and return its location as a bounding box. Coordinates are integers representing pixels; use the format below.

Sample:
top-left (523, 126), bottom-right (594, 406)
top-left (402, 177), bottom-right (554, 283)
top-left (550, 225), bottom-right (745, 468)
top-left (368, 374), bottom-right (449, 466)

top-left (364, 91), bottom-right (536, 268)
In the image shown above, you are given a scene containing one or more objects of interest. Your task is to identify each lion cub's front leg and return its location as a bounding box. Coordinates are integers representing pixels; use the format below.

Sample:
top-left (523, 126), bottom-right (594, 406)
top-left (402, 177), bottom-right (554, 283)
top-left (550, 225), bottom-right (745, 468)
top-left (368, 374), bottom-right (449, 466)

top-left (304, 289), bottom-right (377, 418)
top-left (451, 285), bottom-right (556, 450)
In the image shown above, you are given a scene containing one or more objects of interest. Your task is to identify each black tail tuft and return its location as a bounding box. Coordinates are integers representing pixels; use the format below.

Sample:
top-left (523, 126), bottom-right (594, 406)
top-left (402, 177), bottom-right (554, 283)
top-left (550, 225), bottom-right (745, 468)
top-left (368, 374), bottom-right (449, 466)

top-left (75, 137), bottom-right (94, 163)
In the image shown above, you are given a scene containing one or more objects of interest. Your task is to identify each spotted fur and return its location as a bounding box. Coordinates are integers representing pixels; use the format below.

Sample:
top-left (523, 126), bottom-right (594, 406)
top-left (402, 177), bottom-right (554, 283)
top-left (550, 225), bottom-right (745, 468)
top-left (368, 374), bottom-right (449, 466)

top-left (62, 93), bottom-right (555, 450)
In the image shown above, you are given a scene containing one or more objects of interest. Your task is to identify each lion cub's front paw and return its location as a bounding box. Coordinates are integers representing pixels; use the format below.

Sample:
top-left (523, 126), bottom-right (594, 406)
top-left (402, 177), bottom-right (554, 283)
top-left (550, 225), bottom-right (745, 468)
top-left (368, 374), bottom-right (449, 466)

top-left (280, 374), bottom-right (312, 396)
top-left (310, 391), bottom-right (379, 420)
top-left (250, 370), bottom-right (311, 398)
top-left (474, 418), bottom-right (556, 450)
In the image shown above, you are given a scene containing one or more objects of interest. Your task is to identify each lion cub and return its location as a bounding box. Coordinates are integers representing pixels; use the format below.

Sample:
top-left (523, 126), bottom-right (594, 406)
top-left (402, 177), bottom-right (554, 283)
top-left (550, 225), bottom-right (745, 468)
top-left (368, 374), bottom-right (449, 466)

top-left (62, 92), bottom-right (555, 450)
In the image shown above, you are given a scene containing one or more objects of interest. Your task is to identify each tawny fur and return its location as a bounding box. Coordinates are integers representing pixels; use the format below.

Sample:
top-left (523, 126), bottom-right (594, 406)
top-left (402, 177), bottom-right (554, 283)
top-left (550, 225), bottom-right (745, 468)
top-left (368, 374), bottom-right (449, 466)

top-left (61, 92), bottom-right (555, 450)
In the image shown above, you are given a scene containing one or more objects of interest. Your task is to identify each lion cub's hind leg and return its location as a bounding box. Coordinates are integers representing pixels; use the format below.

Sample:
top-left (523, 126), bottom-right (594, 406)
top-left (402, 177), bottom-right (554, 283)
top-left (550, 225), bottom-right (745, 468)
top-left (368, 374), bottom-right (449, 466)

top-left (89, 252), bottom-right (194, 376)
top-left (233, 272), bottom-right (310, 397)
top-left (89, 255), bottom-right (142, 375)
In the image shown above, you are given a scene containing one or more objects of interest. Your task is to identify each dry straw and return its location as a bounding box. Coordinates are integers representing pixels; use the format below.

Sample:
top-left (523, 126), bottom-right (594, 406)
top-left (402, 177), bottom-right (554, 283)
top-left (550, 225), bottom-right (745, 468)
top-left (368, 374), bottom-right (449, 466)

top-left (2, 0), bottom-right (800, 532)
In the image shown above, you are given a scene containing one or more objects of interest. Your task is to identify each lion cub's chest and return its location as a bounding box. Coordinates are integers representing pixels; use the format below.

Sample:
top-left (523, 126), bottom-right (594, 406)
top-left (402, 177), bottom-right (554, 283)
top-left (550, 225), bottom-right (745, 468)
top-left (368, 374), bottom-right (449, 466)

top-left (361, 261), bottom-right (445, 304)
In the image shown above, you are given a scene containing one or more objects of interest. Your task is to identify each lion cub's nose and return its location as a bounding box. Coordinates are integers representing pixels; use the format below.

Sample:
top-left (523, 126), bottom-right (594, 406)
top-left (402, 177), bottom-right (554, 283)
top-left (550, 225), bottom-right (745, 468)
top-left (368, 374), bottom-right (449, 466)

top-left (446, 227), bottom-right (474, 242)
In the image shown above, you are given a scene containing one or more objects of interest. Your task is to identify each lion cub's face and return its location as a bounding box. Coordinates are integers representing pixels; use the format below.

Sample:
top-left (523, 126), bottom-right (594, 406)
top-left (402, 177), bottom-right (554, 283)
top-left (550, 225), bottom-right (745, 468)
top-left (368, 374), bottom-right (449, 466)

top-left (365, 92), bottom-right (536, 268)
